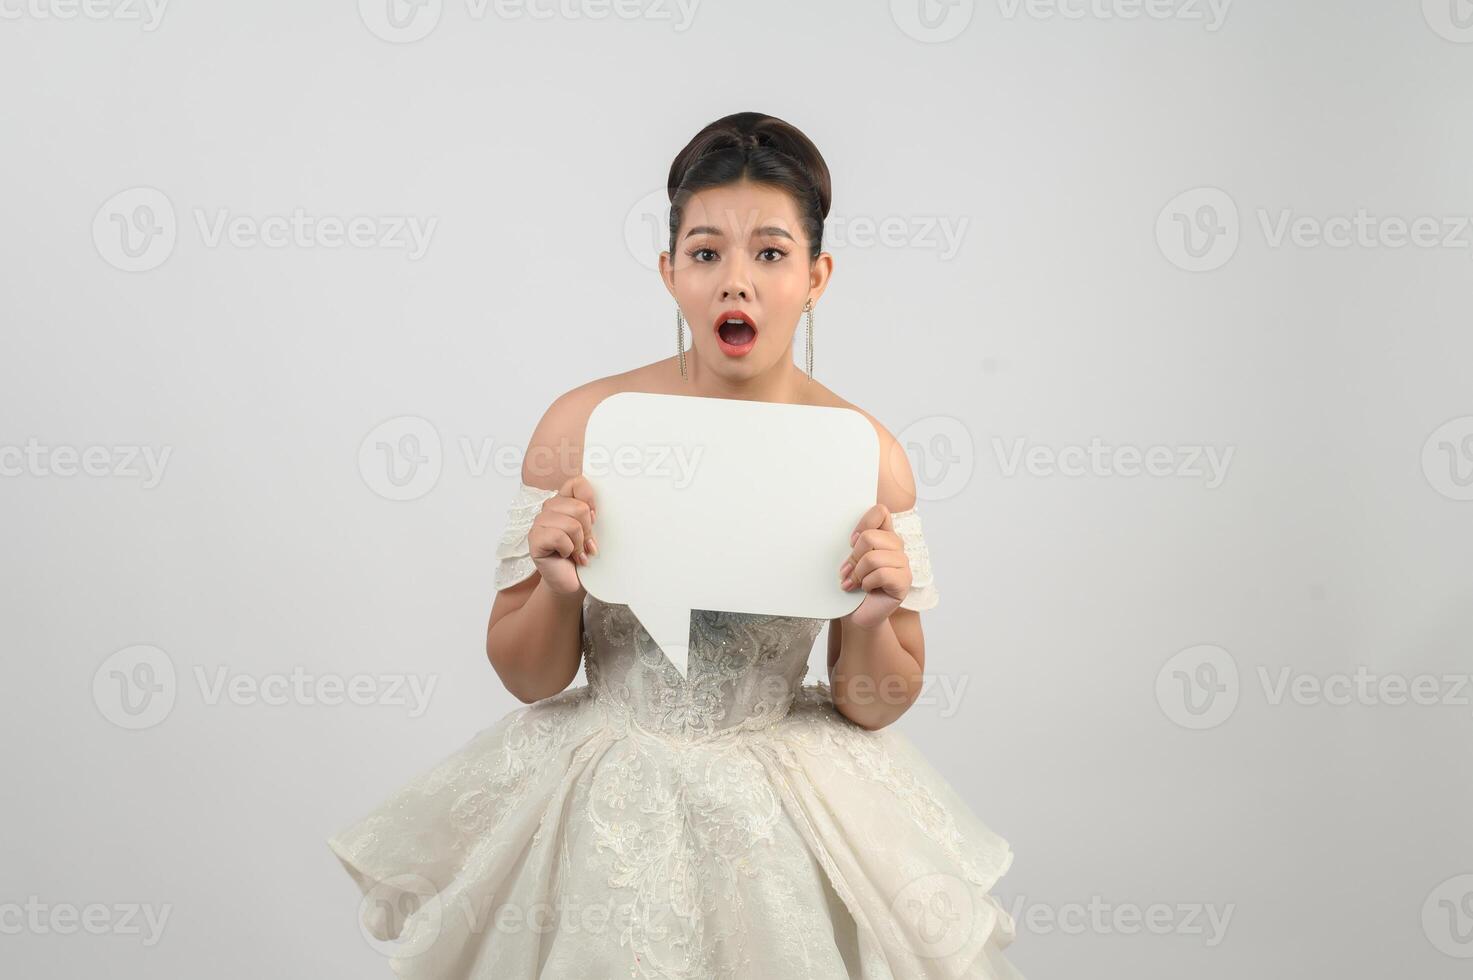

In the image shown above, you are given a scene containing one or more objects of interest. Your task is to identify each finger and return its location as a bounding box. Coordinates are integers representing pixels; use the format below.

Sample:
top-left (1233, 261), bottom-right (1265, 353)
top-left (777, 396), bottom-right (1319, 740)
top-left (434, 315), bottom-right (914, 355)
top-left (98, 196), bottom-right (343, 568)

top-left (565, 474), bottom-right (599, 550)
top-left (528, 526), bottom-right (574, 563)
top-left (841, 549), bottom-right (906, 591)
top-left (542, 496), bottom-right (595, 554)
top-left (533, 513), bottom-right (587, 563)
top-left (849, 503), bottom-right (893, 544)
top-left (842, 526), bottom-right (902, 574)
top-left (562, 474), bottom-right (598, 523)
top-left (529, 521), bottom-right (578, 562)
top-left (856, 565), bottom-right (909, 597)
top-left (549, 513), bottom-right (589, 559)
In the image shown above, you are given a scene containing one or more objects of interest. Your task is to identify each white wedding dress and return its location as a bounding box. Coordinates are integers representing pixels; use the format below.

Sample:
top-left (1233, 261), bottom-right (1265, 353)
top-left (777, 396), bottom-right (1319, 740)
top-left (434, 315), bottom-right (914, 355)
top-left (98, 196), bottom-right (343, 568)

top-left (329, 482), bottom-right (1025, 980)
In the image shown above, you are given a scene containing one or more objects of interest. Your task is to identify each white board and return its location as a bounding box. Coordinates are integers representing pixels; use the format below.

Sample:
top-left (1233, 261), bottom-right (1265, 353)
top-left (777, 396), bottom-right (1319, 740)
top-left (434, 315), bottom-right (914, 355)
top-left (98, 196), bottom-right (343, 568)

top-left (576, 391), bottom-right (878, 678)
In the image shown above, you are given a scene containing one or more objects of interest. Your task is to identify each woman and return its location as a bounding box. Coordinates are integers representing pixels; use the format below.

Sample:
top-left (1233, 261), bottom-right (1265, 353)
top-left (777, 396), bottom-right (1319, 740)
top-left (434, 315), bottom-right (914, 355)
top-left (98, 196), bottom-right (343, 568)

top-left (329, 111), bottom-right (1025, 980)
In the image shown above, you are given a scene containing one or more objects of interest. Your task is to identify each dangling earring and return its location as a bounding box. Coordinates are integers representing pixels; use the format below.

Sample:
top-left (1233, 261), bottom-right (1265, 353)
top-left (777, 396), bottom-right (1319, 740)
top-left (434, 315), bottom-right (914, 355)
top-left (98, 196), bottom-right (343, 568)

top-left (803, 298), bottom-right (815, 381)
top-left (676, 306), bottom-right (689, 380)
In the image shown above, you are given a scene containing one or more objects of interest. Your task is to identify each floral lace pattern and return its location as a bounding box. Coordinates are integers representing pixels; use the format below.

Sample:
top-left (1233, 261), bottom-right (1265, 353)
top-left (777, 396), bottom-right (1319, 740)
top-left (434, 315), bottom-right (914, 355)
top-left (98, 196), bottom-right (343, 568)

top-left (583, 599), bottom-right (823, 739)
top-left (329, 481), bottom-right (1022, 980)
top-left (492, 483), bottom-right (561, 592)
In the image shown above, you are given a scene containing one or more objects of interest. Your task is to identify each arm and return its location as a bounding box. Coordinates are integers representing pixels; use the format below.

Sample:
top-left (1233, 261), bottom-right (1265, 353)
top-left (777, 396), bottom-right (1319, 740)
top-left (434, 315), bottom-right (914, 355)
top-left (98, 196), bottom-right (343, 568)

top-left (484, 387), bottom-right (600, 704)
top-left (487, 573), bottom-right (586, 705)
top-left (827, 559), bottom-right (927, 731)
top-left (826, 422), bottom-right (928, 730)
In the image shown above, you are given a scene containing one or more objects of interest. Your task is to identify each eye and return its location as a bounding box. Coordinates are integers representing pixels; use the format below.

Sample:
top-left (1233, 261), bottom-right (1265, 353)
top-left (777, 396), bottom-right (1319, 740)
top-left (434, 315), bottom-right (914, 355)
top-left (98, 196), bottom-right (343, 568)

top-left (688, 247), bottom-right (718, 262)
top-left (758, 247), bottom-right (787, 261)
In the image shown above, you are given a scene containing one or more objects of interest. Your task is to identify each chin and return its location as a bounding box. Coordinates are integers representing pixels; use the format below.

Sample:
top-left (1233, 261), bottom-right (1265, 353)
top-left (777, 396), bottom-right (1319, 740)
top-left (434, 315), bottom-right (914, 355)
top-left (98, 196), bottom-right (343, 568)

top-left (707, 355), bottom-right (766, 375)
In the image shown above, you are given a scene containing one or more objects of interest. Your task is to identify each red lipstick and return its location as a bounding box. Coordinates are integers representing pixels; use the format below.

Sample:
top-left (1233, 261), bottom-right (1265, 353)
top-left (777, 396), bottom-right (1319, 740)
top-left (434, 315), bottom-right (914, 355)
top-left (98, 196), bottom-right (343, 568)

top-left (714, 310), bottom-right (758, 357)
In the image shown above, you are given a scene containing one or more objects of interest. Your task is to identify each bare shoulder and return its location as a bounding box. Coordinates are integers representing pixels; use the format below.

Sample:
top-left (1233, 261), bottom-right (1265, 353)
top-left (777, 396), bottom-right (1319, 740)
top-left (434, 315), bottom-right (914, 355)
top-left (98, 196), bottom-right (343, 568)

top-left (524, 363), bottom-right (916, 514)
top-left (806, 386), bottom-right (918, 516)
top-left (519, 374), bottom-right (627, 491)
top-left (522, 355), bottom-right (707, 487)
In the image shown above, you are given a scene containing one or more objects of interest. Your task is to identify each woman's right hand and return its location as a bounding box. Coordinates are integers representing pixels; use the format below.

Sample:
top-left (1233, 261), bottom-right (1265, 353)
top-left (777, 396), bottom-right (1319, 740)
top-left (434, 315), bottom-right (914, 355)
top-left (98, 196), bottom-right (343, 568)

top-left (528, 474), bottom-right (598, 597)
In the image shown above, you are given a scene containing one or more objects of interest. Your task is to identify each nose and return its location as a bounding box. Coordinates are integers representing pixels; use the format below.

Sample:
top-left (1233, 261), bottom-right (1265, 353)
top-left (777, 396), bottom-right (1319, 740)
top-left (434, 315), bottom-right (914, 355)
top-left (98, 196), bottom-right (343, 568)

top-left (721, 258), bottom-right (752, 302)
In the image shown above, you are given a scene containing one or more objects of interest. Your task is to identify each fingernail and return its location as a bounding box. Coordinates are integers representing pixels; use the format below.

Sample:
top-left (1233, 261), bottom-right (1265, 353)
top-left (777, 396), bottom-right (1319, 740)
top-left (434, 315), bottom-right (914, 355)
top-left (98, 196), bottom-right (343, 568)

top-left (839, 560), bottom-right (852, 576)
top-left (841, 577), bottom-right (853, 589)
top-left (587, 539), bottom-right (597, 556)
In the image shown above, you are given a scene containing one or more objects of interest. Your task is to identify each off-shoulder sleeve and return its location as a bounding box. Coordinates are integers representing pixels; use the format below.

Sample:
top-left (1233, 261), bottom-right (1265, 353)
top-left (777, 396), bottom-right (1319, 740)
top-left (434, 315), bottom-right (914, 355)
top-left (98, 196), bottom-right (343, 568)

top-left (493, 482), bottom-right (561, 592)
top-left (891, 507), bottom-right (939, 611)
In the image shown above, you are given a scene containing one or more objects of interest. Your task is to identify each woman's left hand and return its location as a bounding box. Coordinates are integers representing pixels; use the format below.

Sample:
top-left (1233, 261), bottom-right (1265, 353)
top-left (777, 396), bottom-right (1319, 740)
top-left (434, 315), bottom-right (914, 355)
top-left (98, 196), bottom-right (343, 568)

top-left (838, 504), bottom-right (912, 631)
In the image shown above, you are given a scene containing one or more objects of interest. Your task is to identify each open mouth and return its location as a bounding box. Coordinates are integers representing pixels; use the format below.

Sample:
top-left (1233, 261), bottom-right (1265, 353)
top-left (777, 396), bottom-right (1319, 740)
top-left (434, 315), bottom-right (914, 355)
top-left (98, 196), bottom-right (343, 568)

top-left (715, 311), bottom-right (758, 349)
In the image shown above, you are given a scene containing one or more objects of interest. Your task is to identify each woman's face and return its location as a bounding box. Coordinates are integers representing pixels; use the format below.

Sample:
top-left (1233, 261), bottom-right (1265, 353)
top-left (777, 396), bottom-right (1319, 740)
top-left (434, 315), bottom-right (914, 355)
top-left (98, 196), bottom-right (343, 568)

top-left (660, 179), bottom-right (832, 382)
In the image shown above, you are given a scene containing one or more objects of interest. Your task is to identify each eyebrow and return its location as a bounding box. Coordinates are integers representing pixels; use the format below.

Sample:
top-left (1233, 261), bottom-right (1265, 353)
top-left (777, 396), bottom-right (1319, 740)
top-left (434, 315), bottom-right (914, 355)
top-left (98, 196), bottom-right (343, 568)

top-left (683, 224), bottom-right (796, 243)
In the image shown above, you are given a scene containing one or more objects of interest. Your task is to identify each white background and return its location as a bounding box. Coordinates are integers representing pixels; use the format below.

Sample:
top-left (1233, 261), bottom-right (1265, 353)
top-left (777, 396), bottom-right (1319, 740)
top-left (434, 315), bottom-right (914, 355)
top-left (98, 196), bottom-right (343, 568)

top-left (3, 1), bottom-right (1472, 977)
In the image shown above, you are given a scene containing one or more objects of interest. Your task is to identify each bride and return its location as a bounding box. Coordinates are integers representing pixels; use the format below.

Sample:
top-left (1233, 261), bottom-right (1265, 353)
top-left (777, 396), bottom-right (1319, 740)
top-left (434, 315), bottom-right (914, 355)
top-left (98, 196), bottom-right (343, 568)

top-left (329, 110), bottom-right (1026, 980)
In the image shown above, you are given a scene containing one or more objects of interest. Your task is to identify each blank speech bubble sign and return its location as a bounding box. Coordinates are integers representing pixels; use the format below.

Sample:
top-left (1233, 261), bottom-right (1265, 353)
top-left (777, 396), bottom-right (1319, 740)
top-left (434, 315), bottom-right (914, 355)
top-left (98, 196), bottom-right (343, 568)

top-left (576, 391), bottom-right (878, 679)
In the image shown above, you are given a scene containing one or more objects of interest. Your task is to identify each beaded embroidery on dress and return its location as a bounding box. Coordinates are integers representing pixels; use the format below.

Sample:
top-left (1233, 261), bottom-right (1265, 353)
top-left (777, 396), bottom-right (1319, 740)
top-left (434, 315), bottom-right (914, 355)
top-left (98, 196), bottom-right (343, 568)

top-left (329, 482), bottom-right (1025, 980)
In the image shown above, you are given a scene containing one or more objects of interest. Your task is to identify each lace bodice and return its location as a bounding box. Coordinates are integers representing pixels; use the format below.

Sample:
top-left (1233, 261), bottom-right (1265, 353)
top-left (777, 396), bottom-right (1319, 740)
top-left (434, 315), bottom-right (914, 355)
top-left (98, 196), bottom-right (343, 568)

top-left (492, 482), bottom-right (941, 740)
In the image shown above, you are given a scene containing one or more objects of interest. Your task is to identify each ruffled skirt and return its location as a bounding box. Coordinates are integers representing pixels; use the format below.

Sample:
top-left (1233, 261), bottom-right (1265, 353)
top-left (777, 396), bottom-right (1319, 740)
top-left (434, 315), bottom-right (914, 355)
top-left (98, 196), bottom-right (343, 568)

top-left (328, 683), bottom-right (1024, 980)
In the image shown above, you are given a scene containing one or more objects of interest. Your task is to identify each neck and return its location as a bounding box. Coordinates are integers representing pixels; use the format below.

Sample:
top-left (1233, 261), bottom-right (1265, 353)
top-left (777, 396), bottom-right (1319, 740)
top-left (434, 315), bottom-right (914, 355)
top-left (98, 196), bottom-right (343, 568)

top-left (680, 349), bottom-right (811, 405)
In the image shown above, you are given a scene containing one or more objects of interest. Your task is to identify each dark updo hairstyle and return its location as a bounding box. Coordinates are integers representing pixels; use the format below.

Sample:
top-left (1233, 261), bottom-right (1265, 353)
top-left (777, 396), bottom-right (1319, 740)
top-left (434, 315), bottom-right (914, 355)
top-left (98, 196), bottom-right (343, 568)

top-left (666, 111), bottom-right (833, 263)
